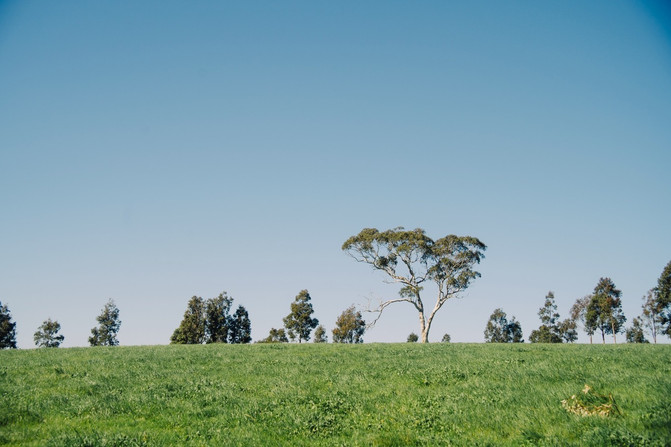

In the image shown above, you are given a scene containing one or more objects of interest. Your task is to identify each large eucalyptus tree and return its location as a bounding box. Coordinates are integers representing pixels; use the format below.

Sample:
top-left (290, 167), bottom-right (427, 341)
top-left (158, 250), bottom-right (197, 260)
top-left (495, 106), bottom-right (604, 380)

top-left (342, 227), bottom-right (486, 343)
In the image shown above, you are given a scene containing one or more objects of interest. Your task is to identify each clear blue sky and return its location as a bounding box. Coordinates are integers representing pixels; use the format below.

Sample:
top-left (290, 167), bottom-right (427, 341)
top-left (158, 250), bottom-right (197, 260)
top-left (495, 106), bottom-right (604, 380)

top-left (1, 1), bottom-right (670, 348)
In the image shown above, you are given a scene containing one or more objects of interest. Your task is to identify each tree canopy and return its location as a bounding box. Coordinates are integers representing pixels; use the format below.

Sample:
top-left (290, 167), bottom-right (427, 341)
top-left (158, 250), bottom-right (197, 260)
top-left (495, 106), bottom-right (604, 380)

top-left (484, 308), bottom-right (523, 343)
top-left (655, 260), bottom-right (671, 337)
top-left (529, 292), bottom-right (562, 343)
top-left (586, 278), bottom-right (626, 344)
top-left (332, 306), bottom-right (365, 344)
top-left (283, 290), bottom-right (319, 343)
top-left (34, 318), bottom-right (64, 348)
top-left (89, 299), bottom-right (121, 347)
top-left (0, 301), bottom-right (17, 349)
top-left (342, 227), bottom-right (486, 343)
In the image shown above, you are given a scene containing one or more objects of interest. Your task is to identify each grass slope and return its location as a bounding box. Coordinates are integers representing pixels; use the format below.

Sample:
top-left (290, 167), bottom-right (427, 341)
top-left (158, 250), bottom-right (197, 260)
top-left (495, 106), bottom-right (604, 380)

top-left (1, 343), bottom-right (670, 446)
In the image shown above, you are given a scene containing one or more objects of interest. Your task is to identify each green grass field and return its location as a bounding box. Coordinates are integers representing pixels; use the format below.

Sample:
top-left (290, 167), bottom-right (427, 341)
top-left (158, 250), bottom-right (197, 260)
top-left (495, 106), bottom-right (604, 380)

top-left (1, 343), bottom-right (669, 446)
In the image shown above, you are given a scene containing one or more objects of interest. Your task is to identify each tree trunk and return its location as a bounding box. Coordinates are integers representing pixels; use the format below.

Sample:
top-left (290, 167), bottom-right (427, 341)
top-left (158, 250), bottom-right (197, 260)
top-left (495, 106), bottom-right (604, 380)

top-left (601, 330), bottom-right (605, 344)
top-left (589, 334), bottom-right (593, 344)
top-left (418, 312), bottom-right (428, 343)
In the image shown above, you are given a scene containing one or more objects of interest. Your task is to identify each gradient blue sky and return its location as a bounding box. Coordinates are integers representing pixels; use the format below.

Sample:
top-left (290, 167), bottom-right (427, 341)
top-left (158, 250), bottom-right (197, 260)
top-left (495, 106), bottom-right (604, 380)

top-left (1, 1), bottom-right (670, 348)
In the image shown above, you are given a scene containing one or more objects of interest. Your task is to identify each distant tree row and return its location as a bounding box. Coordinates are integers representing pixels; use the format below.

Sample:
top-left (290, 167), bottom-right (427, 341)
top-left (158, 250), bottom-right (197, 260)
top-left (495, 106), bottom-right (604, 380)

top-left (484, 260), bottom-right (671, 344)
top-left (0, 298), bottom-right (121, 349)
top-left (258, 290), bottom-right (367, 344)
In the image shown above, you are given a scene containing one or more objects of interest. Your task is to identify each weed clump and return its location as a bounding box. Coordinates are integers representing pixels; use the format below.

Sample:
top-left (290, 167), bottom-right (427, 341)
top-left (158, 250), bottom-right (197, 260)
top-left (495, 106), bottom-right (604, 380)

top-left (562, 384), bottom-right (621, 417)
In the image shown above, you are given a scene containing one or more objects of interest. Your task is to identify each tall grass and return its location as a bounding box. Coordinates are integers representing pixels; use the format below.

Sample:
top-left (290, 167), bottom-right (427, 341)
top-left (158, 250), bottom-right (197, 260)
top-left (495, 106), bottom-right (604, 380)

top-left (1, 343), bottom-right (669, 446)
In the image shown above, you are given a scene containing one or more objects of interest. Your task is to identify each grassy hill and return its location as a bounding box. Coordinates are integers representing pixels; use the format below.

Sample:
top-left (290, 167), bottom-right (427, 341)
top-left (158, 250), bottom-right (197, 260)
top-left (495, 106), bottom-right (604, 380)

top-left (1, 343), bottom-right (669, 446)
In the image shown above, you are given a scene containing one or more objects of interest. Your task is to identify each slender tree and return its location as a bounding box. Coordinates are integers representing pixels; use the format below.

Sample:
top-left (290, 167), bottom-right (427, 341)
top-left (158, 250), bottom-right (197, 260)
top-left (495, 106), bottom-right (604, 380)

top-left (0, 301), bottom-right (17, 349)
top-left (332, 306), bottom-right (365, 344)
top-left (484, 308), bottom-right (523, 343)
top-left (586, 278), bottom-right (626, 344)
top-left (34, 318), bottom-right (64, 348)
top-left (229, 306), bottom-right (252, 344)
top-left (89, 299), bottom-right (121, 346)
top-left (205, 292), bottom-right (233, 343)
top-left (641, 289), bottom-right (662, 343)
top-left (529, 292), bottom-right (562, 343)
top-left (283, 290), bottom-right (319, 343)
top-left (654, 260), bottom-right (671, 338)
top-left (313, 325), bottom-right (328, 343)
top-left (171, 296), bottom-right (206, 344)
top-left (558, 318), bottom-right (578, 343)
top-left (343, 227), bottom-right (486, 343)
top-left (571, 295), bottom-right (593, 343)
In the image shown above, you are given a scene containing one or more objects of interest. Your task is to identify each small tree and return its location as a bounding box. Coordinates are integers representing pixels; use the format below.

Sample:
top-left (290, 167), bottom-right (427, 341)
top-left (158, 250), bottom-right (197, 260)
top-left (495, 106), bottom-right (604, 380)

top-left (89, 299), bottom-right (121, 346)
top-left (626, 317), bottom-right (648, 343)
top-left (441, 333), bottom-right (451, 343)
top-left (484, 308), bottom-right (523, 343)
top-left (571, 296), bottom-right (594, 343)
top-left (343, 227), bottom-right (486, 343)
top-left (0, 301), bottom-right (17, 349)
top-left (407, 332), bottom-right (419, 343)
top-left (283, 290), bottom-right (319, 343)
top-left (171, 296), bottom-right (206, 344)
top-left (586, 278), bottom-right (626, 343)
top-left (641, 289), bottom-right (662, 343)
top-left (229, 306), bottom-right (252, 344)
top-left (205, 292), bottom-right (233, 343)
top-left (529, 292), bottom-right (562, 343)
top-left (558, 318), bottom-right (578, 343)
top-left (332, 306), bottom-right (366, 344)
top-left (313, 325), bottom-right (328, 343)
top-left (258, 327), bottom-right (288, 343)
top-left (654, 260), bottom-right (671, 338)
top-left (34, 318), bottom-right (64, 348)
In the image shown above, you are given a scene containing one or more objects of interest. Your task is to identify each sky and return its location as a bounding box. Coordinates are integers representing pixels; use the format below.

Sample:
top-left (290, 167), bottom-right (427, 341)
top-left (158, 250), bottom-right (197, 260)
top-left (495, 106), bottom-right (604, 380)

top-left (1, 1), bottom-right (670, 348)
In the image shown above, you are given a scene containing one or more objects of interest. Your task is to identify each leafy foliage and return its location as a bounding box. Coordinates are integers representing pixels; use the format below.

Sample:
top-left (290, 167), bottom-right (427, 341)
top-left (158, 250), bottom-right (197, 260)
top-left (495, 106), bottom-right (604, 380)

top-left (228, 306), bottom-right (252, 344)
top-left (331, 306), bottom-right (365, 344)
top-left (283, 290), bottom-right (319, 343)
top-left (586, 278), bottom-right (626, 343)
top-left (0, 301), bottom-right (17, 349)
top-left (342, 227), bottom-right (486, 342)
top-left (484, 308), bottom-right (523, 343)
top-left (258, 327), bottom-right (289, 343)
top-left (529, 292), bottom-right (563, 343)
top-left (34, 318), bottom-right (64, 348)
top-left (571, 295), bottom-right (593, 342)
top-left (441, 333), bottom-right (451, 343)
top-left (88, 299), bottom-right (121, 347)
top-left (205, 292), bottom-right (233, 343)
top-left (655, 260), bottom-right (671, 337)
top-left (313, 325), bottom-right (328, 343)
top-left (170, 296), bottom-right (206, 344)
top-left (626, 317), bottom-right (648, 343)
top-left (407, 332), bottom-right (419, 342)
top-left (641, 289), bottom-right (662, 343)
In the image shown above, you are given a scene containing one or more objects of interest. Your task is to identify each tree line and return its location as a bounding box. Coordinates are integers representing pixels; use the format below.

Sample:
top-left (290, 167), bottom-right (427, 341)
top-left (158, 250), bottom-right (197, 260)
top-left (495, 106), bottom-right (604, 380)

top-left (1, 227), bottom-right (670, 348)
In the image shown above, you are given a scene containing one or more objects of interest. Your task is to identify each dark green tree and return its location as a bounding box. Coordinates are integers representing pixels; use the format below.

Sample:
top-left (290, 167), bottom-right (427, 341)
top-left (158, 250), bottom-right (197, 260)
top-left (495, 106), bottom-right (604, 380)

top-left (229, 306), bottom-right (251, 344)
top-left (34, 318), bottom-right (64, 348)
top-left (313, 325), bottom-right (328, 343)
top-left (258, 327), bottom-right (288, 343)
top-left (654, 260), bottom-right (671, 338)
top-left (89, 299), bottom-right (121, 346)
top-left (407, 332), bottom-right (419, 343)
top-left (529, 292), bottom-right (562, 343)
top-left (205, 292), bottom-right (233, 343)
top-left (0, 301), bottom-right (17, 349)
top-left (171, 296), bottom-right (206, 344)
top-left (283, 290), bottom-right (319, 343)
top-left (558, 318), bottom-right (578, 343)
top-left (626, 317), bottom-right (648, 343)
top-left (484, 308), bottom-right (523, 343)
top-left (343, 227), bottom-right (486, 343)
top-left (441, 333), bottom-right (451, 343)
top-left (332, 306), bottom-right (365, 344)
top-left (586, 278), bottom-right (626, 344)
